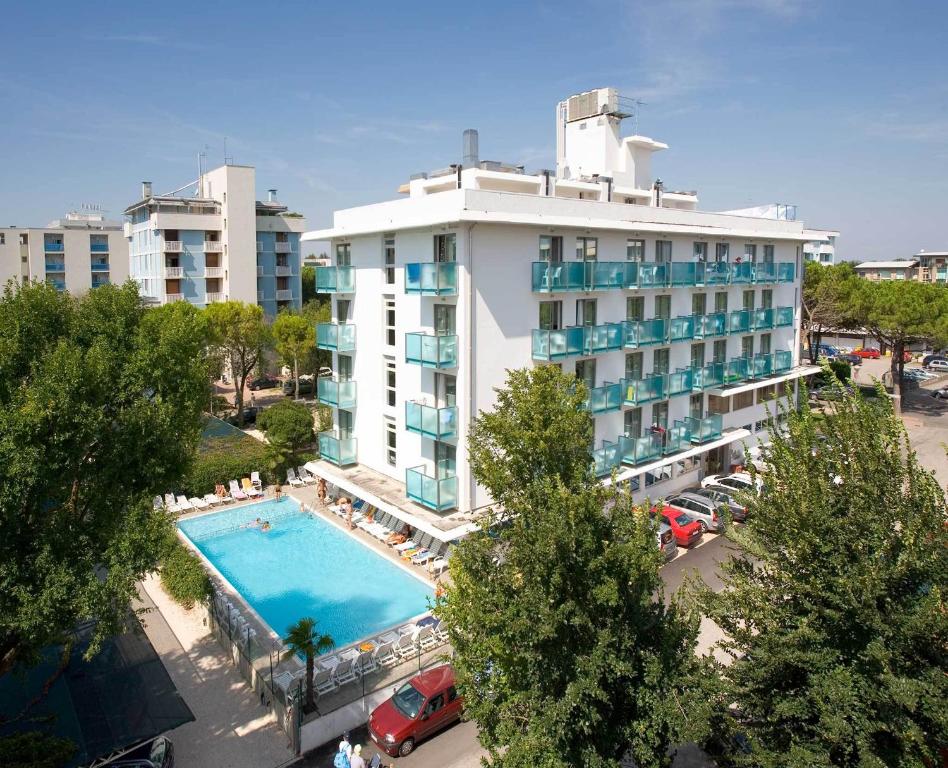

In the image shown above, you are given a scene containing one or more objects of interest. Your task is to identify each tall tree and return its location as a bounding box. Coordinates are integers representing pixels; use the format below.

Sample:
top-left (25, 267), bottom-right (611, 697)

top-left (282, 617), bottom-right (334, 713)
top-left (272, 310), bottom-right (315, 400)
top-left (701, 385), bottom-right (948, 767)
top-left (257, 399), bottom-right (315, 477)
top-left (301, 264), bottom-right (316, 305)
top-left (0, 282), bottom-right (208, 675)
top-left (205, 301), bottom-right (270, 425)
top-left (299, 299), bottom-right (332, 377)
top-left (438, 366), bottom-right (702, 768)
top-left (801, 262), bottom-right (859, 363)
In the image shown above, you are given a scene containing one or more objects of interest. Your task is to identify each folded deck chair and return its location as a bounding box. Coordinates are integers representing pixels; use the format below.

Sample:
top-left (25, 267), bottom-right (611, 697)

top-left (229, 479), bottom-right (249, 500)
top-left (373, 640), bottom-right (397, 668)
top-left (394, 632), bottom-right (417, 659)
top-left (164, 493), bottom-right (179, 512)
top-left (313, 667), bottom-right (337, 696)
top-left (332, 658), bottom-right (357, 685)
top-left (242, 477), bottom-right (262, 497)
top-left (203, 493), bottom-right (222, 506)
top-left (176, 495), bottom-right (193, 510)
top-left (297, 466), bottom-right (317, 484)
top-left (189, 496), bottom-right (209, 510)
top-left (286, 468), bottom-right (304, 487)
top-left (250, 470), bottom-right (262, 490)
top-left (355, 650), bottom-right (377, 676)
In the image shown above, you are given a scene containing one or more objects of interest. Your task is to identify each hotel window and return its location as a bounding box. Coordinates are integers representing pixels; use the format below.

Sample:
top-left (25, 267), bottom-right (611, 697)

top-left (434, 233), bottom-right (456, 262)
top-left (338, 409), bottom-right (353, 437)
top-left (0, 233), bottom-right (4, 244)
top-left (741, 336), bottom-right (754, 358)
top-left (385, 358), bottom-right (396, 407)
top-left (743, 290), bottom-right (755, 311)
top-left (655, 240), bottom-right (672, 262)
top-left (715, 242), bottom-right (729, 262)
top-left (708, 395), bottom-right (730, 414)
top-left (744, 244), bottom-right (757, 262)
top-left (384, 417), bottom-right (396, 466)
top-left (338, 355), bottom-right (353, 381)
top-left (714, 292), bottom-right (728, 313)
top-left (692, 293), bottom-right (707, 316)
top-left (576, 298), bottom-right (597, 326)
top-left (626, 296), bottom-right (645, 321)
top-left (760, 333), bottom-right (771, 355)
top-left (384, 234), bottom-right (395, 284)
top-left (652, 348), bottom-right (670, 376)
top-left (624, 407), bottom-right (642, 437)
top-left (689, 393), bottom-right (703, 420)
top-left (575, 359), bottom-right (596, 392)
top-left (625, 352), bottom-right (643, 380)
top-left (693, 242), bottom-right (708, 261)
top-left (761, 289), bottom-right (773, 309)
top-left (539, 300), bottom-right (562, 330)
top-left (691, 343), bottom-right (705, 369)
top-left (336, 298), bottom-right (350, 321)
top-left (336, 243), bottom-right (351, 266)
top-left (654, 294), bottom-right (671, 320)
top-left (575, 236), bottom-right (597, 261)
top-left (756, 385), bottom-right (776, 405)
top-left (539, 235), bottom-right (563, 262)
top-left (436, 373), bottom-right (456, 407)
top-left (651, 401), bottom-right (669, 430)
top-left (384, 297), bottom-right (395, 346)
top-left (626, 238), bottom-right (645, 262)
top-left (434, 304), bottom-right (456, 335)
top-left (713, 339), bottom-right (727, 364)
top-left (734, 390), bottom-right (754, 410)
top-left (763, 244), bottom-right (774, 263)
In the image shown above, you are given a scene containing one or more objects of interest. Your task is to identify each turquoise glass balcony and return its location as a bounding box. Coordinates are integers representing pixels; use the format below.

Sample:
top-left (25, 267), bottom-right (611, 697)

top-left (777, 262), bottom-right (796, 282)
top-left (316, 265), bottom-right (356, 293)
top-left (532, 327), bottom-right (585, 361)
top-left (317, 377), bottom-right (357, 408)
top-left (406, 332), bottom-right (458, 368)
top-left (775, 306), bottom-right (794, 327)
top-left (730, 262), bottom-right (753, 284)
top-left (45, 260), bottom-right (65, 272)
top-left (704, 262), bottom-right (730, 285)
top-left (693, 362), bottom-right (726, 390)
top-left (636, 262), bottom-right (669, 288)
top-left (753, 262), bottom-right (777, 283)
top-left (695, 312), bottom-right (727, 338)
top-left (586, 381), bottom-right (622, 414)
top-left (663, 420), bottom-right (693, 454)
top-left (316, 322), bottom-right (356, 352)
top-left (670, 262), bottom-right (700, 286)
top-left (90, 242), bottom-right (109, 253)
top-left (587, 261), bottom-right (632, 290)
top-left (584, 322), bottom-right (625, 354)
top-left (669, 315), bottom-right (696, 342)
top-left (620, 374), bottom-right (665, 405)
top-left (728, 309), bottom-right (751, 334)
top-left (318, 431), bottom-right (357, 466)
top-left (44, 242), bottom-right (64, 253)
top-left (750, 353), bottom-right (774, 378)
top-left (753, 307), bottom-right (775, 330)
top-left (725, 357), bottom-right (750, 384)
top-left (405, 401), bottom-right (458, 440)
top-left (531, 261), bottom-right (586, 292)
top-left (683, 413), bottom-right (723, 443)
top-left (623, 318), bottom-right (668, 348)
top-left (619, 432), bottom-right (663, 465)
top-left (405, 262), bottom-right (457, 295)
top-left (664, 367), bottom-right (694, 398)
top-left (592, 440), bottom-right (622, 476)
top-left (406, 465), bottom-right (457, 511)
top-left (774, 349), bottom-right (792, 372)
top-left (90, 260), bottom-right (110, 272)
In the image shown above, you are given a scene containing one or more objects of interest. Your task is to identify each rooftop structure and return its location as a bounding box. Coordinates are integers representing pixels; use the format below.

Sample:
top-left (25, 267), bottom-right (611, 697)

top-left (853, 259), bottom-right (919, 281)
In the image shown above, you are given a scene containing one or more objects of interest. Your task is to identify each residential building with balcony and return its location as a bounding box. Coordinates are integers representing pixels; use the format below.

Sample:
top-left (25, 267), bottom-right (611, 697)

top-left (0, 209), bottom-right (128, 294)
top-left (915, 250), bottom-right (948, 284)
top-left (124, 164), bottom-right (305, 313)
top-left (802, 229), bottom-right (838, 265)
top-left (302, 87), bottom-right (820, 548)
top-left (853, 259), bottom-right (919, 281)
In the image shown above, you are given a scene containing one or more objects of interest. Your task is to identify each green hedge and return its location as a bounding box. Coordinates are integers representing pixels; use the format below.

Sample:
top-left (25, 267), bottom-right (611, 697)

top-left (181, 434), bottom-right (270, 497)
top-left (160, 540), bottom-right (212, 609)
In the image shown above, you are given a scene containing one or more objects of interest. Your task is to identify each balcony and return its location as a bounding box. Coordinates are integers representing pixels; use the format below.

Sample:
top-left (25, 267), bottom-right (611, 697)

top-left (165, 266), bottom-right (184, 278)
top-left (205, 292), bottom-right (225, 303)
top-left (636, 262), bottom-right (670, 288)
top-left (663, 367), bottom-right (694, 398)
top-left (317, 377), bottom-right (357, 408)
top-left (406, 262), bottom-right (458, 295)
top-left (774, 349), bottom-right (792, 373)
top-left (623, 318), bottom-right (668, 348)
top-left (275, 265), bottom-right (293, 277)
top-left (728, 309), bottom-right (751, 334)
top-left (619, 432), bottom-right (663, 465)
top-left (777, 262), bottom-right (796, 282)
top-left (592, 440), bottom-right (622, 476)
top-left (729, 262), bottom-right (753, 284)
top-left (620, 374), bottom-right (665, 405)
top-left (704, 262), bottom-right (731, 285)
top-left (91, 276), bottom-right (110, 289)
top-left (274, 242), bottom-right (293, 254)
top-left (682, 413), bottom-right (723, 443)
top-left (663, 420), bottom-right (693, 454)
top-left (670, 262), bottom-right (700, 287)
top-left (44, 260), bottom-right (65, 272)
top-left (695, 312), bottom-right (727, 338)
top-left (90, 260), bottom-right (110, 272)
top-left (752, 307), bottom-right (775, 330)
top-left (46, 278), bottom-right (66, 291)
top-left (693, 361), bottom-right (726, 390)
top-left (406, 332), bottom-right (458, 369)
top-left (775, 306), bottom-right (794, 327)
top-left (753, 262), bottom-right (777, 283)
top-left (583, 323), bottom-right (624, 354)
top-left (406, 465), bottom-right (457, 512)
top-left (586, 381), bottom-right (622, 414)
top-left (318, 431), bottom-right (357, 467)
top-left (315, 265), bottom-right (355, 293)
top-left (44, 242), bottom-right (64, 253)
top-left (750, 353), bottom-right (774, 379)
top-left (256, 241), bottom-right (263, 252)
top-left (257, 290), bottom-right (264, 302)
top-left (316, 322), bottom-right (356, 352)
top-left (204, 241), bottom-right (223, 252)
top-left (205, 266), bottom-right (225, 278)
top-left (586, 262), bottom-right (631, 290)
top-left (90, 242), bottom-right (109, 253)
top-left (531, 261), bottom-right (586, 292)
top-left (276, 289), bottom-right (294, 301)
top-left (669, 315), bottom-right (696, 342)
top-left (531, 327), bottom-right (583, 361)
top-left (405, 401), bottom-right (458, 440)
top-left (165, 293), bottom-right (185, 303)
top-left (725, 357), bottom-right (749, 384)
top-left (256, 265), bottom-right (264, 276)
top-left (163, 241), bottom-right (183, 252)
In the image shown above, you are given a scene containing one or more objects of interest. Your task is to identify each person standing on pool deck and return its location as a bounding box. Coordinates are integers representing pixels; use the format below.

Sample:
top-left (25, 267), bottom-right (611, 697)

top-left (342, 497), bottom-right (354, 529)
top-left (317, 477), bottom-right (327, 504)
top-left (349, 743), bottom-right (366, 768)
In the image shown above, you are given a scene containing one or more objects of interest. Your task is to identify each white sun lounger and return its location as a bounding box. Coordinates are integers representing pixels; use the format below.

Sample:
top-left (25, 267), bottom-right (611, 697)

top-left (355, 650), bottom-right (377, 676)
top-left (394, 633), bottom-right (417, 659)
top-left (417, 626), bottom-right (437, 651)
top-left (297, 466), bottom-right (317, 484)
top-left (229, 480), bottom-right (249, 501)
top-left (394, 538), bottom-right (420, 553)
top-left (242, 478), bottom-right (262, 497)
top-left (286, 468), bottom-right (304, 487)
top-left (176, 495), bottom-right (193, 510)
top-left (189, 496), bottom-right (209, 510)
top-left (332, 658), bottom-right (357, 685)
top-left (313, 667), bottom-right (337, 695)
top-left (428, 557), bottom-right (449, 576)
top-left (373, 640), bottom-right (397, 668)
top-left (250, 470), bottom-right (262, 490)
top-left (203, 493), bottom-right (223, 506)
top-left (164, 493), bottom-right (179, 512)
top-left (153, 496), bottom-right (164, 510)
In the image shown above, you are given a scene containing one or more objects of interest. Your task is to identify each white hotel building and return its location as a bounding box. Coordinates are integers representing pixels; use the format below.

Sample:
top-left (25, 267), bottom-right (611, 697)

top-left (303, 88), bottom-right (819, 544)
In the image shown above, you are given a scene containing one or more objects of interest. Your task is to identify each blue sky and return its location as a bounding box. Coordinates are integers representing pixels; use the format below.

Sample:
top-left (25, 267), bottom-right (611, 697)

top-left (1, 0), bottom-right (946, 260)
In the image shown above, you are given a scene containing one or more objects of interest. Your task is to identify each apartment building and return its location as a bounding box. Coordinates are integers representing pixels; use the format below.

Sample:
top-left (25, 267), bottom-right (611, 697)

top-left (124, 164), bottom-right (306, 314)
top-left (302, 87), bottom-right (819, 545)
top-left (853, 260), bottom-right (919, 281)
top-left (803, 230), bottom-right (838, 264)
top-left (915, 250), bottom-right (948, 284)
top-left (0, 209), bottom-right (128, 293)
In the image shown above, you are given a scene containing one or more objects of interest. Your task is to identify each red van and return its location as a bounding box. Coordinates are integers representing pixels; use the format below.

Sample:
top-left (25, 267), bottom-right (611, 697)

top-left (368, 665), bottom-right (463, 757)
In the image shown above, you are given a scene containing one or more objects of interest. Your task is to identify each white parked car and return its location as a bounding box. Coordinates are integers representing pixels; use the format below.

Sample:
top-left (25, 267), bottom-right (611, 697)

top-left (926, 359), bottom-right (948, 372)
top-left (701, 472), bottom-right (761, 493)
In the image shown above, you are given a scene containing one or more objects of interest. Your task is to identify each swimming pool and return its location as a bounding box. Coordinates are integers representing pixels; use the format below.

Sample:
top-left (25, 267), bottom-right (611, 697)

top-left (178, 499), bottom-right (433, 649)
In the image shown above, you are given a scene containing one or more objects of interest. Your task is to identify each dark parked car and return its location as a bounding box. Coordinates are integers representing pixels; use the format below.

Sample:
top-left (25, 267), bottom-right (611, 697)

top-left (834, 353), bottom-right (862, 366)
top-left (104, 737), bottom-right (174, 768)
top-left (248, 375), bottom-right (280, 391)
top-left (922, 354), bottom-right (947, 367)
top-left (226, 406), bottom-right (258, 425)
top-left (282, 378), bottom-right (315, 397)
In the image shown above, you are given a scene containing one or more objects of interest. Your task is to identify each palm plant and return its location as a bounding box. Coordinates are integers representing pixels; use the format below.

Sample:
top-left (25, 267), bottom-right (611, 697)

top-left (282, 617), bottom-right (334, 711)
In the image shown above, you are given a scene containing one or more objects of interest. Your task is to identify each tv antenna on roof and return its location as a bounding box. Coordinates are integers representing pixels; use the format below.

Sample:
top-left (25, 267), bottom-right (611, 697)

top-left (618, 96), bottom-right (646, 134)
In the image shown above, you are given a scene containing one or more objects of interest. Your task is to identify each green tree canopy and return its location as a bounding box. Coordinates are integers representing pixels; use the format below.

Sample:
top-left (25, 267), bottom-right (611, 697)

top-left (204, 301), bottom-right (270, 425)
top-left (272, 310), bottom-right (315, 400)
top-left (301, 264), bottom-right (316, 304)
top-left (257, 399), bottom-right (315, 477)
top-left (801, 262), bottom-right (860, 363)
top-left (299, 299), bottom-right (331, 377)
top-left (702, 386), bottom-right (948, 767)
top-left (0, 282), bottom-right (209, 674)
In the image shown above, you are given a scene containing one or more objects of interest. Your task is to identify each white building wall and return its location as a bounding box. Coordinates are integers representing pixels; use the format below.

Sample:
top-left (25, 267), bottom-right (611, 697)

top-left (207, 165), bottom-right (258, 305)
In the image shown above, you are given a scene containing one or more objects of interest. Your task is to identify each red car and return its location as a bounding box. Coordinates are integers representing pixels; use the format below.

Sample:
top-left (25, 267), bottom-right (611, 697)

top-left (368, 664), bottom-right (463, 757)
top-left (652, 504), bottom-right (703, 547)
top-left (854, 348), bottom-right (880, 359)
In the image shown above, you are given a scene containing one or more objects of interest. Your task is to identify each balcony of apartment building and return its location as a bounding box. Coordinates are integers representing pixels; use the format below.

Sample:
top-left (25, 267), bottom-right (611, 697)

top-left (204, 248), bottom-right (225, 279)
top-left (317, 377), bottom-right (357, 409)
top-left (163, 231), bottom-right (183, 252)
top-left (275, 276), bottom-right (294, 303)
top-left (205, 276), bottom-right (225, 304)
top-left (318, 430), bottom-right (358, 467)
top-left (406, 332), bottom-right (459, 369)
top-left (90, 235), bottom-right (109, 253)
top-left (315, 265), bottom-right (355, 293)
top-left (43, 235), bottom-right (65, 254)
top-left (165, 277), bottom-right (184, 302)
top-left (275, 254), bottom-right (294, 277)
top-left (405, 262), bottom-right (458, 296)
top-left (274, 239), bottom-right (293, 254)
top-left (316, 322), bottom-right (356, 352)
top-left (406, 462), bottom-right (458, 512)
top-left (91, 274), bottom-right (111, 289)
top-left (405, 401), bottom-right (459, 440)
top-left (531, 323), bottom-right (624, 361)
top-left (203, 237), bottom-right (223, 253)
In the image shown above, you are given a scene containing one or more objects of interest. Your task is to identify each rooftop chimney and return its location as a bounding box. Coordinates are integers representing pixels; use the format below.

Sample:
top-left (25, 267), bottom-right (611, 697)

top-left (463, 129), bottom-right (479, 167)
top-left (141, 181), bottom-right (152, 198)
top-left (268, 189), bottom-right (277, 202)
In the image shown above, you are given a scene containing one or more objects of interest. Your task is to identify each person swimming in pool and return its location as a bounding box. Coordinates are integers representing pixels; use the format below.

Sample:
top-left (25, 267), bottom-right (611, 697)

top-left (243, 517), bottom-right (262, 529)
top-left (261, 520), bottom-right (271, 532)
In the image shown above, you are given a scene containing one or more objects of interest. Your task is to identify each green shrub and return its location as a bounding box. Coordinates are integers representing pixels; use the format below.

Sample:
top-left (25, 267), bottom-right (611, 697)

top-left (829, 359), bottom-right (851, 382)
top-left (181, 434), bottom-right (269, 496)
top-left (160, 540), bottom-right (212, 609)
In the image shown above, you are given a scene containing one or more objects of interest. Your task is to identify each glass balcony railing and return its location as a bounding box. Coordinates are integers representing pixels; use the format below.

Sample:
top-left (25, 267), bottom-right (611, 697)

top-left (693, 361), bottom-right (726, 390)
top-left (90, 260), bottom-right (110, 272)
top-left (44, 242), bottom-right (64, 253)
top-left (774, 349), bottom-right (792, 373)
top-left (406, 465), bottom-right (458, 511)
top-left (730, 262), bottom-right (754, 284)
top-left (623, 318), bottom-right (668, 348)
top-left (90, 242), bottom-right (110, 253)
top-left (318, 431), bottom-right (358, 466)
top-left (584, 322), bottom-right (625, 354)
top-left (664, 367), bottom-right (694, 398)
top-left (670, 262), bottom-right (700, 287)
top-left (753, 262), bottom-right (777, 283)
top-left (405, 262), bottom-right (458, 295)
top-left (592, 440), bottom-right (622, 476)
top-left (317, 377), bottom-right (357, 409)
top-left (531, 261), bottom-right (586, 292)
top-left (725, 357), bottom-right (750, 385)
top-left (777, 262), bottom-right (796, 283)
top-left (663, 420), bottom-right (693, 454)
top-left (316, 322), bottom-right (356, 352)
top-left (705, 262), bottom-right (731, 285)
top-left (682, 413), bottom-right (723, 443)
top-left (752, 307), bottom-right (775, 330)
top-left (405, 401), bottom-right (458, 440)
top-left (695, 311), bottom-right (727, 338)
top-left (775, 306), bottom-right (794, 327)
top-left (45, 261), bottom-right (65, 272)
top-left (406, 332), bottom-right (458, 368)
top-left (586, 381), bottom-right (622, 414)
top-left (619, 432), bottom-right (663, 465)
top-left (728, 309), bottom-right (752, 334)
top-left (532, 327), bottom-right (585, 361)
top-left (636, 262), bottom-right (670, 288)
top-left (587, 261), bottom-right (631, 290)
top-left (750, 353), bottom-right (774, 379)
top-left (620, 374), bottom-right (665, 405)
top-left (315, 265), bottom-right (355, 293)
top-left (669, 315), bottom-right (696, 342)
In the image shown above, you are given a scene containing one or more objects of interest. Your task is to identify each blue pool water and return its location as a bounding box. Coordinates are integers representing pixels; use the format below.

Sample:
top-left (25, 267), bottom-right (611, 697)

top-left (178, 500), bottom-right (433, 648)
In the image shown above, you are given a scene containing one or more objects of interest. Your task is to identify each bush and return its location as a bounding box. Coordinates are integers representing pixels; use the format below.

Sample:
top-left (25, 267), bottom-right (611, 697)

top-left (829, 359), bottom-right (851, 382)
top-left (181, 434), bottom-right (270, 497)
top-left (160, 540), bottom-right (212, 609)
top-left (0, 732), bottom-right (76, 768)
top-left (257, 399), bottom-right (315, 453)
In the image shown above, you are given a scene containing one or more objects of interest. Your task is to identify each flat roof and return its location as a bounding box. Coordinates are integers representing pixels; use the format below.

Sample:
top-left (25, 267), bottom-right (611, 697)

top-left (854, 260), bottom-right (919, 269)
